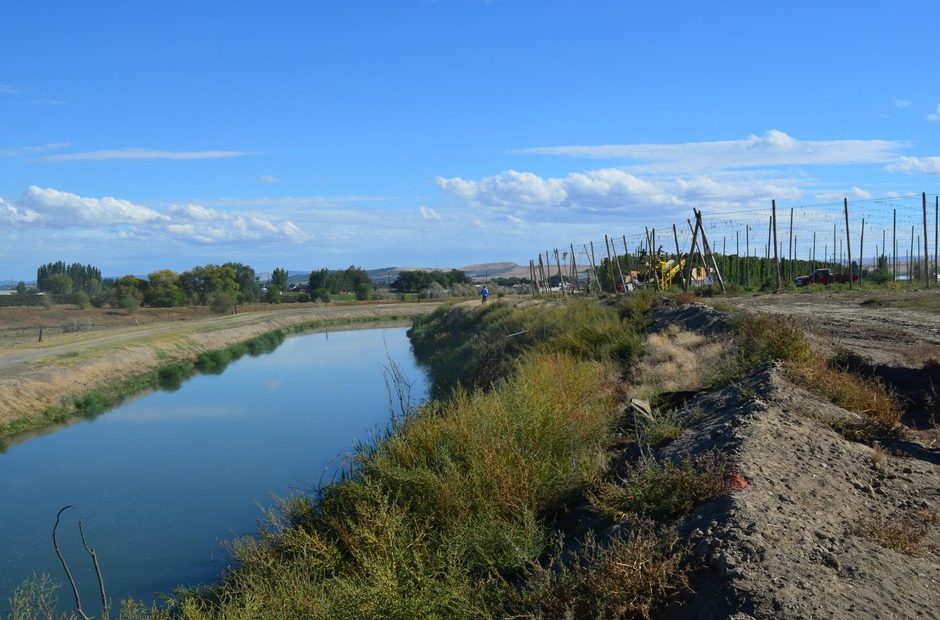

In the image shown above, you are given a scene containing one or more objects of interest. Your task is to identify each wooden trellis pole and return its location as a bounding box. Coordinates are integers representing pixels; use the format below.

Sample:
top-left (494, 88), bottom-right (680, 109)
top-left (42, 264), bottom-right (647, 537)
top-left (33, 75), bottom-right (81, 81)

top-left (844, 198), bottom-right (853, 290)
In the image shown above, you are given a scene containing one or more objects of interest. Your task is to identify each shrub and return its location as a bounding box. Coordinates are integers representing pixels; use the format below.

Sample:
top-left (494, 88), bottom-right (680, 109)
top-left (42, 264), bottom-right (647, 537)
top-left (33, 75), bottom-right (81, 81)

top-left (591, 453), bottom-right (732, 523)
top-left (75, 291), bottom-right (91, 309)
top-left (314, 288), bottom-right (331, 303)
top-left (194, 349), bottom-right (232, 373)
top-left (209, 290), bottom-right (237, 314)
top-left (73, 391), bottom-right (110, 415)
top-left (157, 363), bottom-right (193, 391)
top-left (506, 527), bottom-right (689, 620)
top-left (354, 281), bottom-right (373, 301)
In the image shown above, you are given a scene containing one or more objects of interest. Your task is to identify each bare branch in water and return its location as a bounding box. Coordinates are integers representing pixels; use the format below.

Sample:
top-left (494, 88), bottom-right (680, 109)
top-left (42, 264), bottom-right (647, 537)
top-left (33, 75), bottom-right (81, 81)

top-left (52, 506), bottom-right (90, 620)
top-left (80, 521), bottom-right (110, 619)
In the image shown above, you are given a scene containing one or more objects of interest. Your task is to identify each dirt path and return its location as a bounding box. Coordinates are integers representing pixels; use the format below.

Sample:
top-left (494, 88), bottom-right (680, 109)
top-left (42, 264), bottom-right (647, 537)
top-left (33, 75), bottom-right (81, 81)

top-left (0, 301), bottom-right (444, 432)
top-left (723, 289), bottom-right (940, 367)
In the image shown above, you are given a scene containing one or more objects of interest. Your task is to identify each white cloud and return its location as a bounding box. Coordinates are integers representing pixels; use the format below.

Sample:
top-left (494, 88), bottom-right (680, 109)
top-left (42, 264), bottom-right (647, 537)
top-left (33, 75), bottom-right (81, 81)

top-left (887, 156), bottom-right (940, 175)
top-left (928, 105), bottom-right (940, 122)
top-left (0, 198), bottom-right (41, 224)
top-left (31, 98), bottom-right (66, 105)
top-left (0, 142), bottom-right (71, 157)
top-left (165, 202), bottom-right (306, 244)
top-left (893, 98), bottom-right (911, 109)
top-left (437, 167), bottom-right (800, 217)
top-left (0, 84), bottom-right (22, 94)
top-left (437, 169), bottom-right (567, 206)
top-left (18, 185), bottom-right (165, 227)
top-left (814, 186), bottom-right (872, 202)
top-left (418, 206), bottom-right (442, 220)
top-left (514, 130), bottom-right (905, 172)
top-left (0, 186), bottom-right (306, 245)
top-left (258, 175), bottom-right (282, 184)
top-left (38, 148), bottom-right (255, 162)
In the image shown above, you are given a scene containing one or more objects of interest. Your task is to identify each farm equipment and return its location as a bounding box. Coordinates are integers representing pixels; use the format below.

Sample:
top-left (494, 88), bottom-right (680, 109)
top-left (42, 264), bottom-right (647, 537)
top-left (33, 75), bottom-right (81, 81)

top-left (657, 258), bottom-right (686, 290)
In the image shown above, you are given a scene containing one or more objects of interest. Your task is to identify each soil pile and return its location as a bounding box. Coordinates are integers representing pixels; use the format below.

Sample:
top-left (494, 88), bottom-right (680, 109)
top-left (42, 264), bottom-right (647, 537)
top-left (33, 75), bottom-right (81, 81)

top-left (648, 302), bottom-right (940, 618)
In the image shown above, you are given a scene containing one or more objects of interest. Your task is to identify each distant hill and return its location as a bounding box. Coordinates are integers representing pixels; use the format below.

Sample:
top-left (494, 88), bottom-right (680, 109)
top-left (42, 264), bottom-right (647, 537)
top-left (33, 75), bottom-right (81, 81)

top-left (364, 263), bottom-right (531, 284)
top-left (265, 263), bottom-right (533, 286)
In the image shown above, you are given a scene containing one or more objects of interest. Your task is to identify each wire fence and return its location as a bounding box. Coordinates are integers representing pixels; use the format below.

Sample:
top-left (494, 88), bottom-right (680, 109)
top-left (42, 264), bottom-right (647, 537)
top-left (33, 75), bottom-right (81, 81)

top-left (528, 192), bottom-right (940, 294)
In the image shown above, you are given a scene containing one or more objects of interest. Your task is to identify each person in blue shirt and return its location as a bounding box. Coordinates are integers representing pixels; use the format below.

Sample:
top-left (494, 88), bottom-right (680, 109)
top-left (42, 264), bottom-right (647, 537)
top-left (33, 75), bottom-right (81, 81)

top-left (481, 286), bottom-right (489, 303)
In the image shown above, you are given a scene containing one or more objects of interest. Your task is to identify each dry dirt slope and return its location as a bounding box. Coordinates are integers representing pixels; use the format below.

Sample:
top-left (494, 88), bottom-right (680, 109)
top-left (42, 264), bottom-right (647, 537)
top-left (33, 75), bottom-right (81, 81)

top-left (647, 303), bottom-right (939, 619)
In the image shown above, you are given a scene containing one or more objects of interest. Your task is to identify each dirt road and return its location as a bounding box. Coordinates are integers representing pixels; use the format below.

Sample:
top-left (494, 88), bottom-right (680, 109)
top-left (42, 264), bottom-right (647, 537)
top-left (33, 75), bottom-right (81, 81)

top-left (724, 289), bottom-right (940, 367)
top-left (0, 301), bottom-right (443, 433)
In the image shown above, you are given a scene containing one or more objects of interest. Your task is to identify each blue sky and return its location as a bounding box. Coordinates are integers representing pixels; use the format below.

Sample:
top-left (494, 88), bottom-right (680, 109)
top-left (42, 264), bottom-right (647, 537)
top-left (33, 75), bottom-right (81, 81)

top-left (2, 1), bottom-right (939, 280)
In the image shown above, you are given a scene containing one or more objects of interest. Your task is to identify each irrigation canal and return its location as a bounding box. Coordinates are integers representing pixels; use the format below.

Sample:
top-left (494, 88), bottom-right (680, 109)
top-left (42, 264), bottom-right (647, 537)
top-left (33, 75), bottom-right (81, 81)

top-left (0, 326), bottom-right (426, 614)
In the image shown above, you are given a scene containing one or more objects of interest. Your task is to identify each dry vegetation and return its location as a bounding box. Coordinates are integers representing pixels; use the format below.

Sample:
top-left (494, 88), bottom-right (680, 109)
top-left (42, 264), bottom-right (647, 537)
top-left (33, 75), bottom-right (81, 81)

top-left (854, 510), bottom-right (940, 556)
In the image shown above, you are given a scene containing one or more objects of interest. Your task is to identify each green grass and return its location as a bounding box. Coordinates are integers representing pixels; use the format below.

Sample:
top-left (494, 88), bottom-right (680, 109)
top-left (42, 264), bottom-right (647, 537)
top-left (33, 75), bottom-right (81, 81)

top-left (409, 293), bottom-right (656, 398)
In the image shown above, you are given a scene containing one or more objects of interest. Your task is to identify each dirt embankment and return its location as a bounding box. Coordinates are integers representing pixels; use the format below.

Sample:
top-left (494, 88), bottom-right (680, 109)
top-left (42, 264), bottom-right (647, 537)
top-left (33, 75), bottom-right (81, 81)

top-left (641, 300), bottom-right (939, 618)
top-left (0, 302), bottom-right (443, 431)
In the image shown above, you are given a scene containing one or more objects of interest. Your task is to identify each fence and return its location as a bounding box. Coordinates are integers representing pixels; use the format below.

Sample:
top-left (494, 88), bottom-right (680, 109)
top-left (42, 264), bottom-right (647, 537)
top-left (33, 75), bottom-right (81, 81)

top-left (527, 192), bottom-right (940, 295)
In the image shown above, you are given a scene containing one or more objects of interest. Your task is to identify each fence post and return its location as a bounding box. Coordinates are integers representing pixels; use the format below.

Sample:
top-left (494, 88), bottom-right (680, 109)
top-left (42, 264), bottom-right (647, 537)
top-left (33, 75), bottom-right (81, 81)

top-left (860, 218), bottom-right (865, 283)
top-left (772, 200), bottom-right (780, 291)
top-left (923, 192), bottom-right (930, 288)
top-left (844, 198), bottom-right (853, 290)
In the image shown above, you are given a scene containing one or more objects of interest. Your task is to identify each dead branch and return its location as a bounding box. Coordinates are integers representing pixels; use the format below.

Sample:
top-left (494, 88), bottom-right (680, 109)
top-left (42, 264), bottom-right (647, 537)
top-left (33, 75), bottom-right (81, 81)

top-left (52, 506), bottom-right (91, 620)
top-left (80, 521), bottom-right (110, 619)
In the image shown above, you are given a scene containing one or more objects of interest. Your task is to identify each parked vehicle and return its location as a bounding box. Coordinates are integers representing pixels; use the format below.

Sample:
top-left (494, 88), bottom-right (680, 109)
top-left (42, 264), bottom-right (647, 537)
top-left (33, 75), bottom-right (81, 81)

top-left (794, 268), bottom-right (859, 286)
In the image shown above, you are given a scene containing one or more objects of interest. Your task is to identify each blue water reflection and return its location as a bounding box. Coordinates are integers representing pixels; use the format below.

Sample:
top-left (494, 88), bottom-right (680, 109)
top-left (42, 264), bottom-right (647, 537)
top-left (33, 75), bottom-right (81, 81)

top-left (0, 327), bottom-right (424, 610)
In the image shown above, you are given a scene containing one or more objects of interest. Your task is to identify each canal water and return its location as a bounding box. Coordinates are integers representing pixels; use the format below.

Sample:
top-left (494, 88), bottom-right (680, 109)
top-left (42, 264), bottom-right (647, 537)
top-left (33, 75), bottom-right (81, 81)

top-left (0, 326), bottom-right (425, 613)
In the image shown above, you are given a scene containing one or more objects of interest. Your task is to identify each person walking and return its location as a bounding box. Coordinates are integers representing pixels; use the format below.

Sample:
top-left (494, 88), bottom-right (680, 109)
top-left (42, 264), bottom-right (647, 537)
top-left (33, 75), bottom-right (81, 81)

top-left (481, 285), bottom-right (489, 303)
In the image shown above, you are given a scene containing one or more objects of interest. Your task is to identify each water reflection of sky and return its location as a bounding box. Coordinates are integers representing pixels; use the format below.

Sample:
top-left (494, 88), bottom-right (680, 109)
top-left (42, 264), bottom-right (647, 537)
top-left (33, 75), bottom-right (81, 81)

top-left (0, 327), bottom-right (424, 613)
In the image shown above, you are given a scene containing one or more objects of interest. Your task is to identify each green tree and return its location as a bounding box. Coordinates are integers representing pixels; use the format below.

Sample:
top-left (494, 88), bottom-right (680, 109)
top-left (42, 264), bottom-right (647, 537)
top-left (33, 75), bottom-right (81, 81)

top-left (209, 290), bottom-right (237, 314)
top-left (354, 280), bottom-right (373, 300)
top-left (45, 273), bottom-right (73, 295)
top-left (224, 262), bottom-right (262, 303)
top-left (271, 267), bottom-right (289, 292)
top-left (145, 270), bottom-right (186, 307)
top-left (15, 281), bottom-right (26, 295)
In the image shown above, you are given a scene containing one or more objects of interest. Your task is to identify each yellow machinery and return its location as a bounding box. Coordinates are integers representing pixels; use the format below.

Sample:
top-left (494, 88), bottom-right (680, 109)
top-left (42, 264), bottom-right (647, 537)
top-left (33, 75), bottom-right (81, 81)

top-left (657, 258), bottom-right (685, 290)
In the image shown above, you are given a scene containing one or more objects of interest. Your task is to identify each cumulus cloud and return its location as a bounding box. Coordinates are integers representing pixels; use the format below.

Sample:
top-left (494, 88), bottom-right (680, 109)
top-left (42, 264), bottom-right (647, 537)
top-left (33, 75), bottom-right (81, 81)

top-left (0, 198), bottom-right (41, 224)
top-left (165, 203), bottom-right (306, 244)
top-left (928, 105), bottom-right (940, 122)
top-left (436, 167), bottom-right (799, 216)
top-left (38, 148), bottom-right (254, 162)
top-left (258, 175), bottom-right (282, 184)
top-left (418, 206), bottom-right (442, 220)
top-left (893, 98), bottom-right (912, 109)
top-left (887, 156), bottom-right (940, 175)
top-left (514, 130), bottom-right (905, 172)
top-left (0, 186), bottom-right (306, 245)
top-left (18, 185), bottom-right (165, 227)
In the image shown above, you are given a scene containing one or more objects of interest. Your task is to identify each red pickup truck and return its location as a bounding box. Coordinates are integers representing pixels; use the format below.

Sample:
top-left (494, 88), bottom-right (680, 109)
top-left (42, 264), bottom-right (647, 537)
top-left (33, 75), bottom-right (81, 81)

top-left (794, 268), bottom-right (859, 286)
